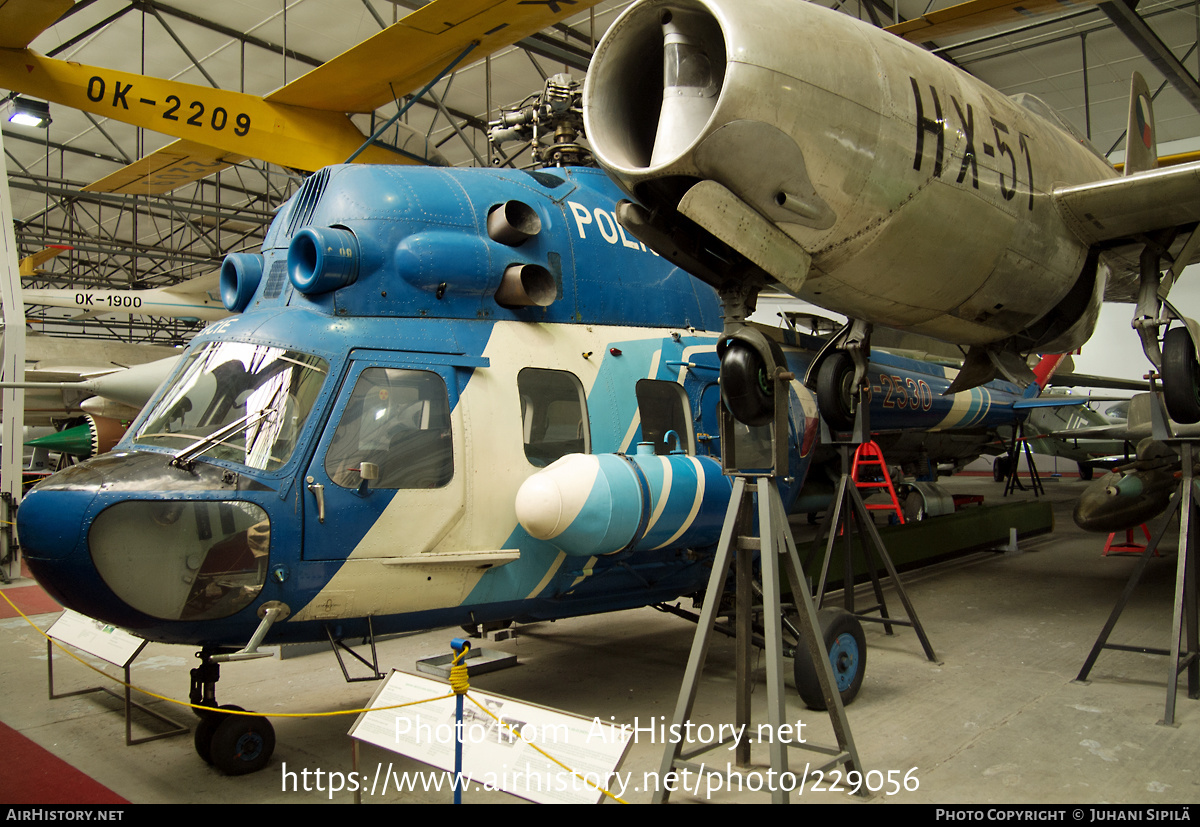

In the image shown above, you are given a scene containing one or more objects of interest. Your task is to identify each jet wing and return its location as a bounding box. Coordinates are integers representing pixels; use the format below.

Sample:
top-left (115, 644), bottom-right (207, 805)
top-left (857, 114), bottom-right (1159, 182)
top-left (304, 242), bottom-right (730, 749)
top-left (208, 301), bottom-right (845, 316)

top-left (162, 270), bottom-right (219, 297)
top-left (265, 0), bottom-right (605, 114)
top-left (1054, 162), bottom-right (1200, 247)
top-left (1050, 424), bottom-right (1131, 441)
top-left (0, 0), bottom-right (72, 50)
top-left (1051, 162), bottom-right (1200, 301)
top-left (82, 140), bottom-right (247, 196)
top-left (1051, 372), bottom-right (1151, 392)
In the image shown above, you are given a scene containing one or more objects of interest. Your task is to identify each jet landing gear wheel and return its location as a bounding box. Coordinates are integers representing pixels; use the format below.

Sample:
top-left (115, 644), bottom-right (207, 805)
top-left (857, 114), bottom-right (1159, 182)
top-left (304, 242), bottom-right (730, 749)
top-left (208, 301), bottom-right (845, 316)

top-left (720, 338), bottom-right (774, 426)
top-left (194, 704), bottom-right (275, 775)
top-left (1162, 326), bottom-right (1200, 424)
top-left (816, 352), bottom-right (858, 431)
top-left (993, 455), bottom-right (1012, 483)
top-left (793, 609), bottom-right (866, 711)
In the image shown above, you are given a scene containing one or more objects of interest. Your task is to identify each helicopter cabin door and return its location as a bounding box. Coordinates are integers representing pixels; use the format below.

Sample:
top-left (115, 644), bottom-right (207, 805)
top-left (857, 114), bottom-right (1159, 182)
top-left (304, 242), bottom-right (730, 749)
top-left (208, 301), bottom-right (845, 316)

top-left (300, 356), bottom-right (466, 561)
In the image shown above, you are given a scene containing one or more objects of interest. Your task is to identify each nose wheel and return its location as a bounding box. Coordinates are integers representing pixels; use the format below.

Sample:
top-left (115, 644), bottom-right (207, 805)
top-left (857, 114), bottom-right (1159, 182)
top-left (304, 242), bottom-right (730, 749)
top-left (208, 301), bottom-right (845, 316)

top-left (1162, 326), bottom-right (1200, 424)
top-left (191, 652), bottom-right (276, 775)
top-left (195, 704), bottom-right (276, 775)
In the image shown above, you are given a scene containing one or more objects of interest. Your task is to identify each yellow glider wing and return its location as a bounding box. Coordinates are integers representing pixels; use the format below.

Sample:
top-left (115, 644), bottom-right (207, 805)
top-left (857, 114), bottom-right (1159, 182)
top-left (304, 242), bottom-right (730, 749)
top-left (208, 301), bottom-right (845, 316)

top-left (82, 139), bottom-right (247, 196)
top-left (0, 0), bottom-right (72, 50)
top-left (18, 244), bottom-right (71, 277)
top-left (265, 0), bottom-right (604, 113)
top-left (886, 0), bottom-right (1104, 43)
top-left (0, 49), bottom-right (418, 172)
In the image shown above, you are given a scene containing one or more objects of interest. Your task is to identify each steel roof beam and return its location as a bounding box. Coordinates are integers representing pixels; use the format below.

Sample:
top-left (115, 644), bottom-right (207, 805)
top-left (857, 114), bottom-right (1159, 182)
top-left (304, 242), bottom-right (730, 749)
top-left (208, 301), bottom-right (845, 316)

top-left (1099, 0), bottom-right (1200, 114)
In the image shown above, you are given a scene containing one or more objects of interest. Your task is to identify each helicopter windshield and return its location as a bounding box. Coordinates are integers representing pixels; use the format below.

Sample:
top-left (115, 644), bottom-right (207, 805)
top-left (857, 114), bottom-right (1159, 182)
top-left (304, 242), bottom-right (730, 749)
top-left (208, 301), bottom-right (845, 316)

top-left (133, 341), bottom-right (329, 471)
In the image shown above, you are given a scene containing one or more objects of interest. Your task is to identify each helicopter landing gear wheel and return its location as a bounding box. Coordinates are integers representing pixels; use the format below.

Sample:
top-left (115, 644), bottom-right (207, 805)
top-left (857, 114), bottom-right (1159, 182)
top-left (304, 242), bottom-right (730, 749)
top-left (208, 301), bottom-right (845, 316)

top-left (194, 704), bottom-right (244, 765)
top-left (793, 609), bottom-right (866, 711)
top-left (209, 711), bottom-right (275, 775)
top-left (816, 352), bottom-right (858, 431)
top-left (1162, 326), bottom-right (1200, 424)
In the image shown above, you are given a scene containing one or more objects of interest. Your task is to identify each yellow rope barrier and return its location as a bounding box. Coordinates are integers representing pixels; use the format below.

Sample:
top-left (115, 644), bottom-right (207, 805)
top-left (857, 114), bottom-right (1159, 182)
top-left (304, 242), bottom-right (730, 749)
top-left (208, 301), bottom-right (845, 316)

top-left (0, 589), bottom-right (452, 717)
top-left (2, 590), bottom-right (627, 802)
top-left (463, 692), bottom-right (629, 804)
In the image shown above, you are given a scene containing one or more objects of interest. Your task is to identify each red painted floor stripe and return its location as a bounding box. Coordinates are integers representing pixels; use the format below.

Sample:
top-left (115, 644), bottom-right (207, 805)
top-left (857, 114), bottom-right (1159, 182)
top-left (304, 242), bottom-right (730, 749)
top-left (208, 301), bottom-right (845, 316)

top-left (0, 721), bottom-right (128, 804)
top-left (0, 582), bottom-right (61, 619)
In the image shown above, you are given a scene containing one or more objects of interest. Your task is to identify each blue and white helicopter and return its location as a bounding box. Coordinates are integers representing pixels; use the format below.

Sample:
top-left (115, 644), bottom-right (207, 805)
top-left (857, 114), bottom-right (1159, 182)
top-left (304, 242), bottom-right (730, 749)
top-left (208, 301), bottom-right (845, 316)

top-left (15, 153), bottom-right (1070, 774)
top-left (7, 0), bottom-right (1125, 776)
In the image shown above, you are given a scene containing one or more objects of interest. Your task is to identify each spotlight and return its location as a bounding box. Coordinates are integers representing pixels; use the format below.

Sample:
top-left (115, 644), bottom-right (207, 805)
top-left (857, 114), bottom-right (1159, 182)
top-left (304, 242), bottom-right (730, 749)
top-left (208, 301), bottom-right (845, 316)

top-left (4, 97), bottom-right (51, 128)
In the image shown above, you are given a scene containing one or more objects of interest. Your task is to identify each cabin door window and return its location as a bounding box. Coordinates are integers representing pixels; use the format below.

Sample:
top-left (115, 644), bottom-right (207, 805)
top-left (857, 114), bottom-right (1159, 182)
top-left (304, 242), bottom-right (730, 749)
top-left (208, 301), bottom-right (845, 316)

top-left (301, 360), bottom-right (464, 562)
top-left (518, 368), bottom-right (589, 466)
top-left (323, 368), bottom-right (453, 490)
top-left (635, 379), bottom-right (694, 454)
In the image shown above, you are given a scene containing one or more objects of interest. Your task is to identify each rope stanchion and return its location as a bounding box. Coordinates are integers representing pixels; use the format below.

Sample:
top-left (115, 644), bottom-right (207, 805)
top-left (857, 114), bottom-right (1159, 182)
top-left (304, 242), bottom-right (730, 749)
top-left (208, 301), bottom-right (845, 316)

top-left (0, 589), bottom-right (453, 719)
top-left (4, 591), bottom-right (628, 802)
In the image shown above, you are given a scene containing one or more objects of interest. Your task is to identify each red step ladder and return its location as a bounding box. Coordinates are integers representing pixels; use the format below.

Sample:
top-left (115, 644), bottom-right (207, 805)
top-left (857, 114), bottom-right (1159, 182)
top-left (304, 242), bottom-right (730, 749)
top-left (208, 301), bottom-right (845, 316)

top-left (851, 441), bottom-right (905, 525)
top-left (1103, 524), bottom-right (1156, 557)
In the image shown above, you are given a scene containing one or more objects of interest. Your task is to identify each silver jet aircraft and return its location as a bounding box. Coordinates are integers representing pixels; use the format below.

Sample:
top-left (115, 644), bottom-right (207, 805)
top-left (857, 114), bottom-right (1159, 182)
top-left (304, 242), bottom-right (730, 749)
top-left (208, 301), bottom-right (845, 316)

top-left (582, 0), bottom-right (1200, 424)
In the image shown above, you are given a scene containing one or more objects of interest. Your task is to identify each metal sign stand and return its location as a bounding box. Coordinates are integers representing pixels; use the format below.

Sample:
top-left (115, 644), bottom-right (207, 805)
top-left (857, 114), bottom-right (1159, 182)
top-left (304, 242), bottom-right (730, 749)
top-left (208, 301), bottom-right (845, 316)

top-left (47, 611), bottom-right (187, 746)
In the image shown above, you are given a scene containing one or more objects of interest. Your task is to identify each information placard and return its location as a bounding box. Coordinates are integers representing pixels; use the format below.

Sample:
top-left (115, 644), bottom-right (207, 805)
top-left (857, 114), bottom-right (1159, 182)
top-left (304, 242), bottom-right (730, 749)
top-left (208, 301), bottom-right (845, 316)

top-left (351, 670), bottom-right (631, 804)
top-left (47, 609), bottom-right (145, 667)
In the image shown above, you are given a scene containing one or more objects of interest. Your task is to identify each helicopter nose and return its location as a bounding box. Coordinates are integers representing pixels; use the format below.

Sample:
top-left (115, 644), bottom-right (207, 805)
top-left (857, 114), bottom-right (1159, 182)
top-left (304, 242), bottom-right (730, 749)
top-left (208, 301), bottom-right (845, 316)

top-left (19, 485), bottom-right (102, 614)
top-left (18, 485), bottom-right (95, 562)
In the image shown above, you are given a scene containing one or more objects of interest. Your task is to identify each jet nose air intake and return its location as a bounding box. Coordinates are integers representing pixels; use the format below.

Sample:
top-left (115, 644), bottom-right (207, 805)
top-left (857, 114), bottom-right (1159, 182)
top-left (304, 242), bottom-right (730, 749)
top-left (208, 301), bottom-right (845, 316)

top-left (583, 1), bottom-right (726, 175)
top-left (651, 10), bottom-right (721, 166)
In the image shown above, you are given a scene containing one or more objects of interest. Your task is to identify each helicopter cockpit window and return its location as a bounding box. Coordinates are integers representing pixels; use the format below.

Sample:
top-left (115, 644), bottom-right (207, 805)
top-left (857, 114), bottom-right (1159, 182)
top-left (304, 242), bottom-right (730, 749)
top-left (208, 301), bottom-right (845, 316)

top-left (635, 379), bottom-right (693, 455)
top-left (325, 368), bottom-right (453, 489)
top-left (133, 341), bottom-right (328, 472)
top-left (518, 368), bottom-right (589, 466)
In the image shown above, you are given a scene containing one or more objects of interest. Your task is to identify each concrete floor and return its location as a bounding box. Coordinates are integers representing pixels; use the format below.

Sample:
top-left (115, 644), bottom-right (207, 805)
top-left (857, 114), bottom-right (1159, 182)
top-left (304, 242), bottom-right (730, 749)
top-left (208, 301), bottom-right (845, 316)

top-left (1, 473), bottom-right (1197, 804)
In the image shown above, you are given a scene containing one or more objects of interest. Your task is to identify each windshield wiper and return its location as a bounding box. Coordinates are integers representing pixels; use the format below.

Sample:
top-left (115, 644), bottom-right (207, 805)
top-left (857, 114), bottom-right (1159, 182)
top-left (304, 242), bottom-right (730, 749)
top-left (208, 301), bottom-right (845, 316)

top-left (168, 406), bottom-right (278, 472)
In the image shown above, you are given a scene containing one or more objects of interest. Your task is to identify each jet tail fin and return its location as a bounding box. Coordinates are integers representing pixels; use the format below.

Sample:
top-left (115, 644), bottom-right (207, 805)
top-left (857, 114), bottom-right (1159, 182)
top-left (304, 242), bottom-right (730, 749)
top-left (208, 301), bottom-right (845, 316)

top-left (1124, 72), bottom-right (1157, 176)
top-left (1024, 352), bottom-right (1069, 398)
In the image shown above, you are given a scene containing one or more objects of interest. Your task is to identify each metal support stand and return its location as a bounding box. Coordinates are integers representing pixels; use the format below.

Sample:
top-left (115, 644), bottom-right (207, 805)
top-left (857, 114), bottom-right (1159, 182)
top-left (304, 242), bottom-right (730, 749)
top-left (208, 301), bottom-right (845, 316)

top-left (653, 475), bottom-right (863, 803)
top-left (47, 638), bottom-right (187, 746)
top-left (1075, 442), bottom-right (1200, 726)
top-left (1003, 421), bottom-right (1044, 497)
top-left (813, 408), bottom-right (939, 664)
top-left (326, 617), bottom-right (384, 682)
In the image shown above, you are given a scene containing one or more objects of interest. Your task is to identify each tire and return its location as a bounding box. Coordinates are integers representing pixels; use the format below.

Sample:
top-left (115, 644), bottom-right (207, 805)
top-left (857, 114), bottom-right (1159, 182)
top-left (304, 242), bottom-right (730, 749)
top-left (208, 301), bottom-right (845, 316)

top-left (900, 486), bottom-right (927, 522)
top-left (719, 339), bottom-right (774, 426)
top-left (993, 456), bottom-right (1011, 483)
top-left (1162, 326), bottom-right (1200, 424)
top-left (210, 711), bottom-right (275, 775)
top-left (194, 704), bottom-right (244, 765)
top-left (1077, 462), bottom-right (1094, 481)
top-left (793, 609), bottom-right (866, 711)
top-left (816, 352), bottom-right (857, 431)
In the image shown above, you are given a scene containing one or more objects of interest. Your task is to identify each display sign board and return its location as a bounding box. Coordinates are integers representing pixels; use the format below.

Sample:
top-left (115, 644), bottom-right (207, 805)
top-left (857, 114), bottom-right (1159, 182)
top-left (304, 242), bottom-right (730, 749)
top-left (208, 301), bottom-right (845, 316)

top-left (351, 669), bottom-right (631, 804)
top-left (47, 609), bottom-right (146, 667)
